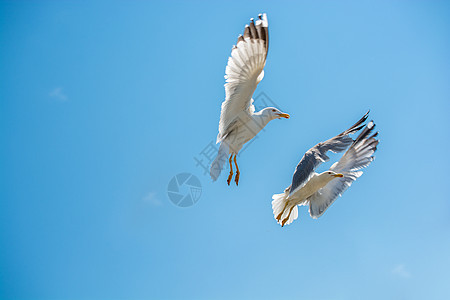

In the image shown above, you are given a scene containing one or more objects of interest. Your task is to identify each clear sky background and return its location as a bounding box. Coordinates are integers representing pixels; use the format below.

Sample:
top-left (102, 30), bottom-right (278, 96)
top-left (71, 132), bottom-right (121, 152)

top-left (1, 1), bottom-right (450, 299)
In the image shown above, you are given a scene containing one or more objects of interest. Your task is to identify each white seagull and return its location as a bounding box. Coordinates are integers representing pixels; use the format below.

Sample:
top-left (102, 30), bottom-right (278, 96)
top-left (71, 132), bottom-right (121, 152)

top-left (272, 111), bottom-right (379, 226)
top-left (210, 13), bottom-right (290, 186)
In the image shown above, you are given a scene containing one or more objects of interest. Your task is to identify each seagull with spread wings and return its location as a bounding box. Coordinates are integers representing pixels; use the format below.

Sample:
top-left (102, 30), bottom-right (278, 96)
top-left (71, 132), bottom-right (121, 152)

top-left (272, 111), bottom-right (379, 226)
top-left (210, 13), bottom-right (290, 186)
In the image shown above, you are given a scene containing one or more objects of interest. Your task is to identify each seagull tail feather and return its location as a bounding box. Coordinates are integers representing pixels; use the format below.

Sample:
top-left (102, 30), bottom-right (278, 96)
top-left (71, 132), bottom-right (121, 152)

top-left (272, 190), bottom-right (298, 227)
top-left (210, 142), bottom-right (229, 181)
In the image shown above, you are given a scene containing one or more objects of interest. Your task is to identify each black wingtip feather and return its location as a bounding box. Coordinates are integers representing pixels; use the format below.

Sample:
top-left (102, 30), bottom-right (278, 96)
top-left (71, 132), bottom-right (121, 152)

top-left (244, 25), bottom-right (251, 39)
top-left (352, 124), bottom-right (365, 134)
top-left (249, 21), bottom-right (258, 39)
top-left (354, 121), bottom-right (376, 145)
top-left (233, 14), bottom-right (269, 58)
top-left (341, 111), bottom-right (370, 136)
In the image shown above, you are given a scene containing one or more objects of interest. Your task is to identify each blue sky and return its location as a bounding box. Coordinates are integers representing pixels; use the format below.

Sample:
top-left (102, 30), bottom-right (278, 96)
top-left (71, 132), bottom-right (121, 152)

top-left (1, 1), bottom-right (450, 299)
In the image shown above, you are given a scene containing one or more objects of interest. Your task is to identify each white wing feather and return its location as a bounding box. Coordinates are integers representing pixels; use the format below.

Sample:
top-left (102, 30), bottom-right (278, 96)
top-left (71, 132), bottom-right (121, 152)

top-left (217, 14), bottom-right (269, 143)
top-left (308, 122), bottom-right (379, 218)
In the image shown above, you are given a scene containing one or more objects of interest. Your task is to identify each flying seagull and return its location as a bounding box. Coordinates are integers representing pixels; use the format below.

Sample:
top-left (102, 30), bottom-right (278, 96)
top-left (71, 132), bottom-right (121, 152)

top-left (272, 111), bottom-right (379, 226)
top-left (210, 13), bottom-right (290, 186)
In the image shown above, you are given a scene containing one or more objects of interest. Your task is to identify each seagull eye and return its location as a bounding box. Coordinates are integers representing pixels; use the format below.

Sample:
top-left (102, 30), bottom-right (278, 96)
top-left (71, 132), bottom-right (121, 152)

top-left (272, 109), bottom-right (276, 112)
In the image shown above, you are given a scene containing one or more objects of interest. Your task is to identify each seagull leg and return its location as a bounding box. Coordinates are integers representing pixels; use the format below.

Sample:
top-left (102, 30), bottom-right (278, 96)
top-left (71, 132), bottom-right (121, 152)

top-left (281, 205), bottom-right (296, 227)
top-left (226, 154), bottom-right (233, 185)
top-left (276, 202), bottom-right (289, 222)
top-left (234, 155), bottom-right (240, 186)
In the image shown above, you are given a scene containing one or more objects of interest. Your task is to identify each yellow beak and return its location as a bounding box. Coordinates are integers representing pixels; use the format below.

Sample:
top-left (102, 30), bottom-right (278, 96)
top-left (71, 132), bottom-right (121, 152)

top-left (333, 174), bottom-right (344, 178)
top-left (277, 113), bottom-right (290, 119)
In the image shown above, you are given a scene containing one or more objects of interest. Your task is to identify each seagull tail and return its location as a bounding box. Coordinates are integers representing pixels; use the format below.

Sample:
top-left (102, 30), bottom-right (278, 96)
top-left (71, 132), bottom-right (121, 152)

top-left (271, 190), bottom-right (299, 227)
top-left (210, 142), bottom-right (229, 181)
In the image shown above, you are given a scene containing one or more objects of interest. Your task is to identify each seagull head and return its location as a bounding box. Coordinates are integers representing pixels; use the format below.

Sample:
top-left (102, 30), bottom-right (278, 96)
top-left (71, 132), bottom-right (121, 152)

top-left (263, 107), bottom-right (290, 120)
top-left (323, 171), bottom-right (344, 179)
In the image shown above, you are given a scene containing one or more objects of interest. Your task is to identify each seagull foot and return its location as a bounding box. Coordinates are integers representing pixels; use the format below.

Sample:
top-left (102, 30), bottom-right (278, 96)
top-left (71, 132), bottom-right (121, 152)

top-left (276, 203), bottom-right (289, 222)
top-left (227, 172), bottom-right (233, 186)
top-left (234, 172), bottom-right (240, 186)
top-left (281, 206), bottom-right (294, 227)
top-left (276, 212), bottom-right (283, 221)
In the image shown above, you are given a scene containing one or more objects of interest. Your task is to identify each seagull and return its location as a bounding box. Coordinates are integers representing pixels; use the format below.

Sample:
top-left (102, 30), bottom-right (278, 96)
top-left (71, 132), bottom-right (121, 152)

top-left (272, 111), bottom-right (379, 226)
top-left (210, 13), bottom-right (290, 186)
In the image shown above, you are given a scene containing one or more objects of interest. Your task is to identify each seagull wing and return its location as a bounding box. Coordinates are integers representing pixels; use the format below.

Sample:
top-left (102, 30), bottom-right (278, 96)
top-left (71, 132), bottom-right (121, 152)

top-left (308, 121), bottom-right (379, 218)
top-left (289, 111), bottom-right (370, 196)
top-left (217, 14), bottom-right (269, 143)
